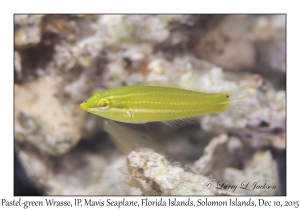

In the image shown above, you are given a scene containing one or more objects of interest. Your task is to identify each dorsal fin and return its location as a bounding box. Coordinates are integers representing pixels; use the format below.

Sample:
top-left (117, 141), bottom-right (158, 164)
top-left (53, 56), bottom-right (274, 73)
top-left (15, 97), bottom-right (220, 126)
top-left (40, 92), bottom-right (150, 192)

top-left (135, 80), bottom-right (216, 93)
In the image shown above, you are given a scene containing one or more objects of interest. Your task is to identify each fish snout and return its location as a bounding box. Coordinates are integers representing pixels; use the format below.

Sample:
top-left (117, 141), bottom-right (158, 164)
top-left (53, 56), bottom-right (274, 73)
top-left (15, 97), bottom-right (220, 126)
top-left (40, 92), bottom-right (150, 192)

top-left (80, 101), bottom-right (89, 110)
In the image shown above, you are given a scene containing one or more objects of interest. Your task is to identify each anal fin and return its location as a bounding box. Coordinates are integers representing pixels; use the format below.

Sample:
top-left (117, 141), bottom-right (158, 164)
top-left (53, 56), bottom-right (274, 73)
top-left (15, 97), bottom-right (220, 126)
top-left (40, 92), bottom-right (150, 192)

top-left (161, 117), bottom-right (199, 128)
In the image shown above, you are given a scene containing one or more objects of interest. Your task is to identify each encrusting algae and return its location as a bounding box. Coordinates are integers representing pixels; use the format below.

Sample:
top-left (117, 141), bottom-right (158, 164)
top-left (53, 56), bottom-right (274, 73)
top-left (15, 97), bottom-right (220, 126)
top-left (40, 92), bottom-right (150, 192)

top-left (80, 80), bottom-right (246, 127)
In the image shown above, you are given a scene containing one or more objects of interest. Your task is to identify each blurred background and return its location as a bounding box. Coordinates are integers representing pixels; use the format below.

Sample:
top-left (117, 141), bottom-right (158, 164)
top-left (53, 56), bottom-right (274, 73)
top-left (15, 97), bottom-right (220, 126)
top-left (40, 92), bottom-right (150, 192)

top-left (14, 14), bottom-right (285, 195)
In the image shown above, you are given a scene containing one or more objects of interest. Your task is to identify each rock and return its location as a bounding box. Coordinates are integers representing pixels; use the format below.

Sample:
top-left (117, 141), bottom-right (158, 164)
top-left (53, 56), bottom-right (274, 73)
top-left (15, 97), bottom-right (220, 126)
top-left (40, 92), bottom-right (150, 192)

top-left (224, 151), bottom-right (279, 195)
top-left (127, 149), bottom-right (235, 195)
top-left (15, 15), bottom-right (44, 47)
top-left (17, 148), bottom-right (140, 195)
top-left (15, 77), bottom-right (85, 155)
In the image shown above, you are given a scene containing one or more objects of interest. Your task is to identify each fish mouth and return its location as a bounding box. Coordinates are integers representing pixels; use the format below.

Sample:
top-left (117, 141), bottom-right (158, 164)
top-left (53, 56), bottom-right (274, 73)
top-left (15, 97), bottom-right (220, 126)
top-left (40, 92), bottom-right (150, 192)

top-left (80, 101), bottom-right (89, 110)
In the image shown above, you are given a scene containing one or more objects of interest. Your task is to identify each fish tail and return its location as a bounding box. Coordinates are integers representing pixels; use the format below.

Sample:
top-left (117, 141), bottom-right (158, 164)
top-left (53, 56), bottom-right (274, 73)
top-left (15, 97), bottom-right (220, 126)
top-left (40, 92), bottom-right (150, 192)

top-left (226, 85), bottom-right (248, 115)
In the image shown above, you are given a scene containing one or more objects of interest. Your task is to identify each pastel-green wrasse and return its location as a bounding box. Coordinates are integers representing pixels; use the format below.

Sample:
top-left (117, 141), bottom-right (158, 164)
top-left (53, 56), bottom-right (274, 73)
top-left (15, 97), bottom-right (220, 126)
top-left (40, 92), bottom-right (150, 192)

top-left (80, 80), bottom-right (246, 127)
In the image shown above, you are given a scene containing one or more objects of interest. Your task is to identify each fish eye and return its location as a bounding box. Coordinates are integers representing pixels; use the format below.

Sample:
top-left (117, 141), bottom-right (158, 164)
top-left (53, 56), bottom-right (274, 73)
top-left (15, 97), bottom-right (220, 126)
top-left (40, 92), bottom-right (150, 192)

top-left (226, 95), bottom-right (229, 98)
top-left (100, 102), bottom-right (106, 107)
top-left (97, 99), bottom-right (110, 110)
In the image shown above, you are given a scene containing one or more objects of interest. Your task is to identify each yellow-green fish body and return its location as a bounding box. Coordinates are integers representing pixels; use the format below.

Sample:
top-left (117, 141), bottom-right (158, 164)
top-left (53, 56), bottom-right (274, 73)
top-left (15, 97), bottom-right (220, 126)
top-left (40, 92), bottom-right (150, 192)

top-left (80, 81), bottom-right (243, 126)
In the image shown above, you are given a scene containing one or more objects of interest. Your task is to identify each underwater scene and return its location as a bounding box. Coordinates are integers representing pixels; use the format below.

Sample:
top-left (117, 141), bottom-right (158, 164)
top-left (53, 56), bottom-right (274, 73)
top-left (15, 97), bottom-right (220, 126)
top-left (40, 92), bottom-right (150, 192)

top-left (14, 14), bottom-right (286, 195)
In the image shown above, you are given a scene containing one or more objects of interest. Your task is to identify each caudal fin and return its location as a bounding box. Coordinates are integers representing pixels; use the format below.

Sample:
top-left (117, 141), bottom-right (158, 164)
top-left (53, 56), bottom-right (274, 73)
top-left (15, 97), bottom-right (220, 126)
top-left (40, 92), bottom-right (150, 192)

top-left (226, 85), bottom-right (248, 116)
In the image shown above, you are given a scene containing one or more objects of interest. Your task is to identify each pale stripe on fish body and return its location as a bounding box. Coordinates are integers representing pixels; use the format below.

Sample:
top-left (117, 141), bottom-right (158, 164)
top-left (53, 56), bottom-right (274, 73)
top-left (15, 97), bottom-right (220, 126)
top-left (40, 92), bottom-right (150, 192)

top-left (80, 80), bottom-right (246, 127)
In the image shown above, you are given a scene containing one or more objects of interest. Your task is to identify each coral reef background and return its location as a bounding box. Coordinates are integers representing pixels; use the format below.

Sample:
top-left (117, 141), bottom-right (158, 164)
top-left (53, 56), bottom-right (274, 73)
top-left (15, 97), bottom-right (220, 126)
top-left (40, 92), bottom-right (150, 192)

top-left (14, 14), bottom-right (285, 195)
